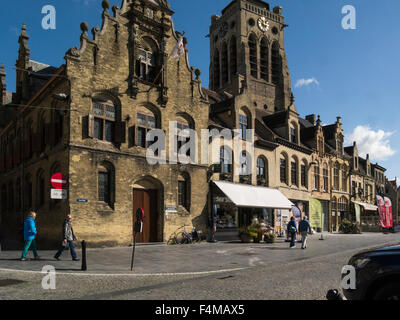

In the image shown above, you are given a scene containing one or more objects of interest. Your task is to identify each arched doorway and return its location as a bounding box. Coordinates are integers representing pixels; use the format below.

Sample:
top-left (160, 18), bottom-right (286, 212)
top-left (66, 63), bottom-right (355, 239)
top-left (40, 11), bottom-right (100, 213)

top-left (132, 177), bottom-right (163, 243)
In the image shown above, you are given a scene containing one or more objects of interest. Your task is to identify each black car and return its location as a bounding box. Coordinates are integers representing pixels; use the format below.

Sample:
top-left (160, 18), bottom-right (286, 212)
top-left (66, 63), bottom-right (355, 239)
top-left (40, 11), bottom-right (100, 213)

top-left (342, 245), bottom-right (400, 300)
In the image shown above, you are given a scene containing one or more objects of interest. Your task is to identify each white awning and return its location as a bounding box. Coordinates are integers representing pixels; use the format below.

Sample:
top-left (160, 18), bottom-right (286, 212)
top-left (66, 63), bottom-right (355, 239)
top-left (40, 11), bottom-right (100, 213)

top-left (352, 201), bottom-right (378, 211)
top-left (213, 181), bottom-right (294, 209)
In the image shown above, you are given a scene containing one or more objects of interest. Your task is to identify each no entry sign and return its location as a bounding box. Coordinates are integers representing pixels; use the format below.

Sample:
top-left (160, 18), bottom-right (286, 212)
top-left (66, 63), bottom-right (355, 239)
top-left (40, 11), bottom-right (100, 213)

top-left (51, 173), bottom-right (67, 190)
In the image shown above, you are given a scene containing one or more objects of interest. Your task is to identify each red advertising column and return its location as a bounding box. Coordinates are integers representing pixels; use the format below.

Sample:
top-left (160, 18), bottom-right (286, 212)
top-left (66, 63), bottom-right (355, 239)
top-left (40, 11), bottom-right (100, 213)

top-left (376, 195), bottom-right (386, 228)
top-left (384, 197), bottom-right (393, 228)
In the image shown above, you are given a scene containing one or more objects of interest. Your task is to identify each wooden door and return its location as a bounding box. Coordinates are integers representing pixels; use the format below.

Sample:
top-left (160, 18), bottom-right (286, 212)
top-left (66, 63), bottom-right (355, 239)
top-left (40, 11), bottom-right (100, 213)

top-left (133, 189), bottom-right (158, 243)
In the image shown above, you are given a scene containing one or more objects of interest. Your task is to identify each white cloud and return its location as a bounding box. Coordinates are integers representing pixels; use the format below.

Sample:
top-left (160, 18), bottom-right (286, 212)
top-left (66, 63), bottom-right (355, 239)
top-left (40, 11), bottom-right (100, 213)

top-left (294, 77), bottom-right (320, 88)
top-left (346, 125), bottom-right (396, 161)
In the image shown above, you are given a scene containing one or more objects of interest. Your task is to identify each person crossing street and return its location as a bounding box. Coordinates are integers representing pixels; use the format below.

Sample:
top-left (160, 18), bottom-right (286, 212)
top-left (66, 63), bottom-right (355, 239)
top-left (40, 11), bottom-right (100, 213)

top-left (54, 215), bottom-right (79, 261)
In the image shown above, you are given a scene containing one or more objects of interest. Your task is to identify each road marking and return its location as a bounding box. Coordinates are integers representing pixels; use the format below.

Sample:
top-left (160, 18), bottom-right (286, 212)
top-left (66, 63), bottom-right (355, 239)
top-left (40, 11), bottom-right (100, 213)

top-left (0, 267), bottom-right (248, 277)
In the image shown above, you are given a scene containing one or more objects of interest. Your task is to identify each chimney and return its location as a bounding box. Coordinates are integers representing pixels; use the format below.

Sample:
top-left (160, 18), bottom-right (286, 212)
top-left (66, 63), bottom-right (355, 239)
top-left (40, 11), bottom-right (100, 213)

top-left (0, 63), bottom-right (6, 106)
top-left (306, 114), bottom-right (316, 126)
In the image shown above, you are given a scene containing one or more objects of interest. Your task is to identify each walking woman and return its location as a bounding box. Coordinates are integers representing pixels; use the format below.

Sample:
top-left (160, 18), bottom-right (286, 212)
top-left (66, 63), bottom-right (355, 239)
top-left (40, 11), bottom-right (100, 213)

top-left (287, 216), bottom-right (298, 249)
top-left (21, 211), bottom-right (40, 261)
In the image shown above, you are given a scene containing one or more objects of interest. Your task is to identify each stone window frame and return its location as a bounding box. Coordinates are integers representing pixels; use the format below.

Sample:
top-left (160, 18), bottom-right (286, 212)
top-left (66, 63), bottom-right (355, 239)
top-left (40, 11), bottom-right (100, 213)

top-left (256, 156), bottom-right (268, 187)
top-left (97, 161), bottom-right (115, 209)
top-left (178, 172), bottom-right (191, 211)
top-left (291, 156), bottom-right (298, 187)
top-left (313, 161), bottom-right (320, 191)
top-left (301, 160), bottom-right (308, 188)
top-left (280, 153), bottom-right (288, 185)
top-left (92, 100), bottom-right (116, 143)
top-left (260, 37), bottom-right (269, 82)
top-left (248, 34), bottom-right (258, 78)
top-left (322, 163), bottom-right (329, 192)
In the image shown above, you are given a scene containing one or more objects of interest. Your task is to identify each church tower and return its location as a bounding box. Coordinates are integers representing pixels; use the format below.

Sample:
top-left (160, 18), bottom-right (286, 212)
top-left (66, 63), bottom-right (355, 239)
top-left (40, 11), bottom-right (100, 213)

top-left (209, 0), bottom-right (292, 113)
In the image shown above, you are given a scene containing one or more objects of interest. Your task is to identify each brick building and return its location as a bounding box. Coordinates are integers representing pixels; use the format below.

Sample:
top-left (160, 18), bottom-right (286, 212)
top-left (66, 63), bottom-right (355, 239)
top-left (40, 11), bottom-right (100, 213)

top-left (0, 0), bottom-right (395, 248)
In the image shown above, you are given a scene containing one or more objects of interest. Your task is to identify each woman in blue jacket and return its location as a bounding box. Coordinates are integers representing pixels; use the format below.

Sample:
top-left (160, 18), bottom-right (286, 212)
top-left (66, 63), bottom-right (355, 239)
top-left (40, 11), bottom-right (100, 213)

top-left (21, 211), bottom-right (39, 261)
top-left (287, 217), bottom-right (298, 248)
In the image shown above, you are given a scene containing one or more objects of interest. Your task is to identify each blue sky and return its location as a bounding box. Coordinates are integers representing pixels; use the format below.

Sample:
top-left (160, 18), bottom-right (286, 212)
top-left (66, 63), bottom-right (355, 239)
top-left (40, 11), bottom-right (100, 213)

top-left (1, 0), bottom-right (399, 182)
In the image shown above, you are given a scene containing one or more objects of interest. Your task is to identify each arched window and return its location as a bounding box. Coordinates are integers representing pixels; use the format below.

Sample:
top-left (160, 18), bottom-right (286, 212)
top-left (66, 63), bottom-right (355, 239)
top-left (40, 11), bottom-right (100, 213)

top-left (338, 197), bottom-right (348, 213)
top-left (221, 42), bottom-right (228, 85)
top-left (230, 36), bottom-right (237, 78)
top-left (98, 162), bottom-right (115, 207)
top-left (25, 174), bottom-right (32, 210)
top-left (8, 181), bottom-right (13, 211)
top-left (301, 160), bottom-right (308, 188)
top-left (213, 49), bottom-right (220, 89)
top-left (323, 164), bottom-right (329, 192)
top-left (239, 108), bottom-right (251, 140)
top-left (136, 37), bottom-right (159, 83)
top-left (1, 185), bottom-right (6, 214)
top-left (53, 108), bottom-right (63, 145)
top-left (260, 38), bottom-right (269, 81)
top-left (334, 163), bottom-right (340, 190)
top-left (220, 146), bottom-right (233, 177)
top-left (240, 151), bottom-right (252, 175)
top-left (257, 156), bottom-right (268, 186)
top-left (271, 42), bottom-right (281, 85)
top-left (93, 100), bottom-right (116, 142)
top-left (249, 34), bottom-right (257, 78)
top-left (290, 122), bottom-right (298, 144)
top-left (314, 162), bottom-right (320, 190)
top-left (39, 113), bottom-right (46, 153)
top-left (37, 169), bottom-right (45, 208)
top-left (16, 178), bottom-right (21, 211)
top-left (178, 173), bottom-right (191, 211)
top-left (137, 107), bottom-right (158, 148)
top-left (291, 157), bottom-right (298, 186)
top-left (280, 154), bottom-right (288, 184)
top-left (342, 165), bottom-right (347, 192)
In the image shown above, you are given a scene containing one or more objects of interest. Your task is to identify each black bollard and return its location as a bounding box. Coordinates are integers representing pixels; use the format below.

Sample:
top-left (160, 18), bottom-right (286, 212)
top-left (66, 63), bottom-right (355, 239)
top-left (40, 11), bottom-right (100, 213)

top-left (81, 240), bottom-right (87, 271)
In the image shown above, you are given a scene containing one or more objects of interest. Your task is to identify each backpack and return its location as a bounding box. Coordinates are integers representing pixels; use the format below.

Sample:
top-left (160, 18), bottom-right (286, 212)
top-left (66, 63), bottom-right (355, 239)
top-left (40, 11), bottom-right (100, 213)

top-left (289, 225), bottom-right (297, 233)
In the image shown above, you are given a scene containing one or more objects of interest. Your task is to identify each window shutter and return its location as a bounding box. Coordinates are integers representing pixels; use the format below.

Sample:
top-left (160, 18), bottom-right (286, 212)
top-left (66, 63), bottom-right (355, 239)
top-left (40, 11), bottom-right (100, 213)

top-left (82, 115), bottom-right (94, 139)
top-left (128, 126), bottom-right (136, 148)
top-left (114, 121), bottom-right (126, 144)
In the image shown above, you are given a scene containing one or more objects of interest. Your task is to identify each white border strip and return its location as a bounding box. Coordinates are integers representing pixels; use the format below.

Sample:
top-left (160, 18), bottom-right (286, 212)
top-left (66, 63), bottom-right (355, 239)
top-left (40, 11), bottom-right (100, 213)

top-left (0, 267), bottom-right (247, 277)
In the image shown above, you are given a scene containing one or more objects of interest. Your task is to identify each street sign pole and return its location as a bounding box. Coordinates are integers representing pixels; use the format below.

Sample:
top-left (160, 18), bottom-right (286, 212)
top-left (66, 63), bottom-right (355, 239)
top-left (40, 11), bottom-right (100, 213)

top-left (130, 231), bottom-right (137, 271)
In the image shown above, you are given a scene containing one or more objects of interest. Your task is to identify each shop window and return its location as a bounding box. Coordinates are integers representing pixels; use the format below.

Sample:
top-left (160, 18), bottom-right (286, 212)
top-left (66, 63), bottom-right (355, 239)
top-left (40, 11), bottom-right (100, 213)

top-left (249, 34), bottom-right (257, 78)
top-left (260, 38), bottom-right (269, 81)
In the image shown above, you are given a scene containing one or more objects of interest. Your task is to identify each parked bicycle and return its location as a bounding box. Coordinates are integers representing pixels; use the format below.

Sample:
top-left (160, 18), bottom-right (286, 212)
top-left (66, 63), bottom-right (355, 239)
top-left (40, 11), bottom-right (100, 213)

top-left (167, 225), bottom-right (201, 245)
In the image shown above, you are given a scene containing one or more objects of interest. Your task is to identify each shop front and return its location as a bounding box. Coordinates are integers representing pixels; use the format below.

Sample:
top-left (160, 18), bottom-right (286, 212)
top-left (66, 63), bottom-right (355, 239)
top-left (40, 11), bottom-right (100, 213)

top-left (309, 198), bottom-right (330, 232)
top-left (211, 181), bottom-right (293, 241)
top-left (352, 201), bottom-right (379, 232)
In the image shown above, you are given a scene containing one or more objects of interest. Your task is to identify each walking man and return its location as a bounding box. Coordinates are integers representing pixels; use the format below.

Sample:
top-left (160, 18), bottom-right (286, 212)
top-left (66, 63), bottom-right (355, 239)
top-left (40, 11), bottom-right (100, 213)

top-left (287, 216), bottom-right (297, 248)
top-left (21, 211), bottom-right (40, 261)
top-left (299, 216), bottom-right (313, 249)
top-left (54, 215), bottom-right (79, 261)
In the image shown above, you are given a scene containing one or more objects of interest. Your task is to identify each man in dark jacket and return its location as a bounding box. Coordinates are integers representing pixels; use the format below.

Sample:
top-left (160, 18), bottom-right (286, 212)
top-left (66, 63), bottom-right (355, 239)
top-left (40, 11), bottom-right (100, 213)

top-left (54, 215), bottom-right (79, 261)
top-left (287, 217), bottom-right (297, 248)
top-left (299, 216), bottom-right (313, 249)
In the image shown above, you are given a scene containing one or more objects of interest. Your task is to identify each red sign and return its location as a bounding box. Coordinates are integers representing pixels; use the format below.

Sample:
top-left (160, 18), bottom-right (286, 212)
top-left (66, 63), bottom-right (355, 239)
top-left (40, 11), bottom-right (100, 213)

top-left (51, 173), bottom-right (67, 190)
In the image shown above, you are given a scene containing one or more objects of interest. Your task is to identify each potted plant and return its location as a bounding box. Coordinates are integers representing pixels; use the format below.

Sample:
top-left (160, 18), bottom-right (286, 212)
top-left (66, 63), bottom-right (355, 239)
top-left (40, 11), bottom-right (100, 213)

top-left (239, 227), bottom-right (252, 243)
top-left (263, 232), bottom-right (276, 243)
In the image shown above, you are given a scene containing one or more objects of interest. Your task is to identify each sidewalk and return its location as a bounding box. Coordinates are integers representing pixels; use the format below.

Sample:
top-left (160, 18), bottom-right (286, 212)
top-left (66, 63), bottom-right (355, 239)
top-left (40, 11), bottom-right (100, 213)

top-left (0, 232), bottom-right (398, 275)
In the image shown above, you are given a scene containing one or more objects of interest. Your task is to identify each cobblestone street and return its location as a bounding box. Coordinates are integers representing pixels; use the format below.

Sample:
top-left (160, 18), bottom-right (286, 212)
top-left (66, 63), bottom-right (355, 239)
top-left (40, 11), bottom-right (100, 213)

top-left (0, 232), bottom-right (398, 300)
